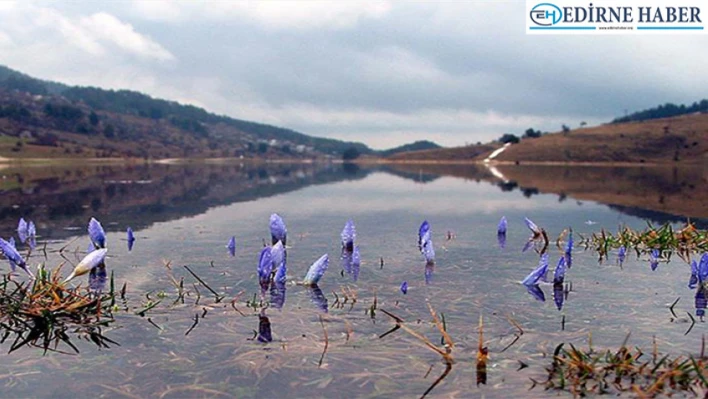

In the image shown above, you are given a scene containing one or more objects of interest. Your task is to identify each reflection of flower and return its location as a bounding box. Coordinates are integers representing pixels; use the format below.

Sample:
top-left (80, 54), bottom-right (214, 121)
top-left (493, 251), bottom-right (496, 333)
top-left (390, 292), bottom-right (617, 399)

top-left (270, 281), bottom-right (286, 310)
top-left (553, 283), bottom-right (564, 310)
top-left (341, 220), bottom-right (356, 251)
top-left (127, 227), bottom-right (136, 252)
top-left (257, 309), bottom-right (273, 343)
top-left (308, 285), bottom-right (328, 313)
top-left (553, 256), bottom-right (566, 285)
top-left (526, 284), bottom-right (545, 302)
top-left (650, 249), bottom-right (660, 271)
top-left (564, 230), bottom-right (573, 268)
top-left (618, 246), bottom-right (626, 265)
top-left (497, 216), bottom-right (507, 249)
top-left (226, 235), bottom-right (235, 257)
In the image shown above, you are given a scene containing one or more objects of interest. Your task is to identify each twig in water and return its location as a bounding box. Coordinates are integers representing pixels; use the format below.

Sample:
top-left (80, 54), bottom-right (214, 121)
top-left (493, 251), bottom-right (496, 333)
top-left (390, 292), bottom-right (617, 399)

top-left (183, 265), bottom-right (224, 302)
top-left (147, 318), bottom-right (162, 330)
top-left (318, 315), bottom-right (329, 368)
top-left (669, 297), bottom-right (680, 319)
top-left (686, 312), bottom-right (696, 335)
top-left (185, 313), bottom-right (199, 336)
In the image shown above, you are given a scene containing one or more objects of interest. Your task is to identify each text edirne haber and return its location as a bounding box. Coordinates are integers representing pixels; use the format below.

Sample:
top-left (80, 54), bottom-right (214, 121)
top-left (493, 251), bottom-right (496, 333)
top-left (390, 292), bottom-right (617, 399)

top-left (560, 5), bottom-right (702, 24)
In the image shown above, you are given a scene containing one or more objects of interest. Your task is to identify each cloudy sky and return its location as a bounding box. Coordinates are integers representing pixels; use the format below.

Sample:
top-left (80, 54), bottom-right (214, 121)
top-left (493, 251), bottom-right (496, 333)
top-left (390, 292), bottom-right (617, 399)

top-left (1, 1), bottom-right (706, 149)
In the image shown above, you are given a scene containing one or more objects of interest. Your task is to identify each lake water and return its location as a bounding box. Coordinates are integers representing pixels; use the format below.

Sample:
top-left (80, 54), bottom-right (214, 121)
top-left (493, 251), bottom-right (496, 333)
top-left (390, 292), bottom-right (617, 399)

top-left (0, 162), bottom-right (706, 398)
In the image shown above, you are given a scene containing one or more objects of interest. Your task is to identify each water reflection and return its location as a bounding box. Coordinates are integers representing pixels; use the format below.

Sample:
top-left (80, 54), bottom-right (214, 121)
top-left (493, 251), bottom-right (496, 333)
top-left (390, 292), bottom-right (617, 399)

top-left (307, 285), bottom-right (328, 313)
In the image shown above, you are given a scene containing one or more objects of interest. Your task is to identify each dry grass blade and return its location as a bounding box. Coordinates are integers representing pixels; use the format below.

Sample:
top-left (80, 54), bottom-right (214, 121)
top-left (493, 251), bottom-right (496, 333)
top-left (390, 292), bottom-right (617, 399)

top-left (380, 308), bottom-right (453, 365)
top-left (318, 314), bottom-right (329, 367)
top-left (427, 302), bottom-right (454, 350)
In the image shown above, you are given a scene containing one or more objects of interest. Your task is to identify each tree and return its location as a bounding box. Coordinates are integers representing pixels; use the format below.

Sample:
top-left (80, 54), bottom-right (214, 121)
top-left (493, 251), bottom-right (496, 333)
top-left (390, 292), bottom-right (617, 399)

top-left (89, 111), bottom-right (99, 126)
top-left (523, 128), bottom-right (542, 139)
top-left (498, 133), bottom-right (520, 144)
top-left (579, 121), bottom-right (587, 127)
top-left (342, 147), bottom-right (361, 161)
top-left (562, 124), bottom-right (571, 134)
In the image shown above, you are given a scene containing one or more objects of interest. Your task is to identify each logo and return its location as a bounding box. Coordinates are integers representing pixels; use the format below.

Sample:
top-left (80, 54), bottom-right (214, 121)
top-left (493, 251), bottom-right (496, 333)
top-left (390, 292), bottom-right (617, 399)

top-left (530, 3), bottom-right (562, 26)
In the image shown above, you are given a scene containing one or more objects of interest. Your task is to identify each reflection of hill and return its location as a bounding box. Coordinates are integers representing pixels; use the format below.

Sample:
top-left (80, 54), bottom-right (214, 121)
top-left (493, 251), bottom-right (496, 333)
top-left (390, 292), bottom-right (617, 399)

top-left (382, 163), bottom-right (496, 183)
top-left (384, 163), bottom-right (708, 225)
top-left (0, 162), bottom-right (371, 239)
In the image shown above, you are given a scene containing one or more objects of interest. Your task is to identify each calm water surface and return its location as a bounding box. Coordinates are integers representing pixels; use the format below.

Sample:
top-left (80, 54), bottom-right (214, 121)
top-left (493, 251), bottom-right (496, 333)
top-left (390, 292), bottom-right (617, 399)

top-left (0, 162), bottom-right (706, 398)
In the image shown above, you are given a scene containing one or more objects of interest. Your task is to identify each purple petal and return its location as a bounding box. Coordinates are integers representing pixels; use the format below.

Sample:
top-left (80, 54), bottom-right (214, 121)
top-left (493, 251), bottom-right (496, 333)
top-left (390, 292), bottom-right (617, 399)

top-left (689, 260), bottom-right (699, 289)
top-left (525, 284), bottom-right (545, 302)
top-left (400, 281), bottom-right (408, 294)
top-left (418, 220), bottom-right (430, 251)
top-left (650, 249), bottom-right (660, 271)
top-left (1, 237), bottom-right (25, 273)
top-left (257, 310), bottom-right (273, 343)
top-left (553, 283), bottom-right (564, 310)
top-left (272, 241), bottom-right (287, 284)
top-left (524, 217), bottom-right (540, 235)
top-left (699, 253), bottom-right (708, 283)
top-left (258, 246), bottom-right (273, 285)
top-left (270, 281), bottom-right (287, 310)
top-left (17, 218), bottom-right (28, 243)
top-left (522, 253), bottom-right (549, 286)
top-left (127, 227), bottom-right (136, 252)
top-left (269, 213), bottom-right (287, 245)
top-left (351, 246), bottom-right (360, 282)
top-left (618, 246), bottom-right (626, 264)
top-left (88, 217), bottom-right (106, 249)
top-left (303, 254), bottom-right (329, 285)
top-left (226, 236), bottom-right (236, 256)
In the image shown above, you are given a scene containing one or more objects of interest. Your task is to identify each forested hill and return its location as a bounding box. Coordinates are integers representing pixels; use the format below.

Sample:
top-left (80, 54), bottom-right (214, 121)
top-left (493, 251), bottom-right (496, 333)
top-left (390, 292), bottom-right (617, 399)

top-left (612, 99), bottom-right (708, 124)
top-left (0, 65), bottom-right (372, 159)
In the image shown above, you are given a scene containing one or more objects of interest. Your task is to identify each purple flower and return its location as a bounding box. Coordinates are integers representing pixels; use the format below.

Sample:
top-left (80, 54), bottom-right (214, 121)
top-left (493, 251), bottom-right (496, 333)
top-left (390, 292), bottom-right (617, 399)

top-left (524, 217), bottom-right (541, 236)
top-left (17, 218), bottom-right (28, 244)
top-left (696, 286), bottom-right (707, 318)
top-left (303, 254), bottom-right (329, 285)
top-left (127, 227), bottom-right (136, 251)
top-left (88, 217), bottom-right (106, 249)
top-left (650, 249), bottom-right (660, 271)
top-left (258, 246), bottom-right (273, 286)
top-left (400, 281), bottom-right (408, 294)
top-left (699, 253), bottom-right (708, 284)
top-left (27, 221), bottom-right (37, 250)
top-left (522, 253), bottom-right (549, 286)
top-left (553, 256), bottom-right (566, 285)
top-left (0, 237), bottom-right (33, 277)
top-left (418, 221), bottom-right (435, 263)
top-left (269, 213), bottom-right (287, 245)
top-left (64, 248), bottom-right (107, 283)
top-left (341, 219), bottom-right (356, 251)
top-left (690, 259), bottom-right (699, 289)
top-left (618, 246), bottom-right (627, 265)
top-left (272, 241), bottom-right (287, 284)
top-left (565, 230), bottom-right (573, 268)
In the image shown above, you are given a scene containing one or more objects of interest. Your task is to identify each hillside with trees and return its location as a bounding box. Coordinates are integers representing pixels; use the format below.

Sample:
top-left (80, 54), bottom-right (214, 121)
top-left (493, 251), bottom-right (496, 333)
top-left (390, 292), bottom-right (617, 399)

top-left (0, 65), bottom-right (372, 159)
top-left (612, 99), bottom-right (708, 124)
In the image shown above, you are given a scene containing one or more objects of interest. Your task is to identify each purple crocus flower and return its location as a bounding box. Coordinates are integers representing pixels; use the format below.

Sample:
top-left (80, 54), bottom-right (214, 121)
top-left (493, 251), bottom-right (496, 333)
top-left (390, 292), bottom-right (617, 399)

top-left (690, 259), bottom-right (699, 289)
top-left (269, 213), bottom-right (287, 245)
top-left (418, 221), bottom-right (435, 263)
top-left (400, 281), bottom-right (408, 294)
top-left (340, 249), bottom-right (352, 274)
top-left (88, 217), bottom-right (106, 249)
top-left (272, 241), bottom-right (287, 284)
top-left (553, 256), bottom-right (566, 285)
top-left (522, 217), bottom-right (542, 253)
top-left (0, 237), bottom-right (34, 278)
top-left (258, 246), bottom-right (273, 286)
top-left (699, 253), bottom-right (708, 284)
top-left (303, 254), bottom-right (329, 286)
top-left (17, 218), bottom-right (28, 244)
top-left (650, 249), bottom-right (660, 271)
top-left (341, 219), bottom-right (356, 251)
top-left (618, 246), bottom-right (626, 265)
top-left (127, 227), bottom-right (136, 252)
top-left (522, 253), bottom-right (550, 286)
top-left (565, 230), bottom-right (573, 268)
top-left (497, 216), bottom-right (507, 249)
top-left (27, 221), bottom-right (37, 250)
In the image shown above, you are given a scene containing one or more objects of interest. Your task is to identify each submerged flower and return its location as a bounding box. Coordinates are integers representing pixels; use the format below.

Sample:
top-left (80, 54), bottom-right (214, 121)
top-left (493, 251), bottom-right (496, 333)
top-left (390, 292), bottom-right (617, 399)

top-left (341, 219), bottom-right (356, 251)
top-left (400, 281), bottom-right (408, 294)
top-left (17, 218), bottom-right (28, 243)
top-left (258, 246), bottom-right (273, 286)
top-left (553, 256), bottom-right (566, 285)
top-left (64, 248), bottom-right (108, 283)
top-left (650, 249), bottom-right (660, 271)
top-left (127, 227), bottom-right (135, 251)
top-left (522, 253), bottom-right (550, 286)
top-left (272, 241), bottom-right (287, 284)
top-left (0, 237), bottom-right (33, 278)
top-left (497, 216), bottom-right (507, 249)
top-left (88, 217), bottom-right (106, 249)
top-left (303, 254), bottom-right (329, 286)
top-left (269, 213), bottom-right (287, 245)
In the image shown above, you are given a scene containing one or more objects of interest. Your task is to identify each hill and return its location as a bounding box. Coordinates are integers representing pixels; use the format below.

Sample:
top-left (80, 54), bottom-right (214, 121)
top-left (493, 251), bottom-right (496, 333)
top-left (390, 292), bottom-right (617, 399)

top-left (0, 65), bottom-right (372, 159)
top-left (386, 142), bottom-right (496, 162)
top-left (378, 140), bottom-right (441, 157)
